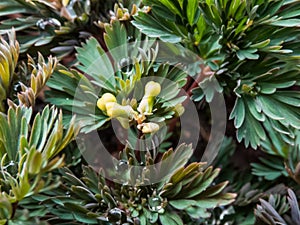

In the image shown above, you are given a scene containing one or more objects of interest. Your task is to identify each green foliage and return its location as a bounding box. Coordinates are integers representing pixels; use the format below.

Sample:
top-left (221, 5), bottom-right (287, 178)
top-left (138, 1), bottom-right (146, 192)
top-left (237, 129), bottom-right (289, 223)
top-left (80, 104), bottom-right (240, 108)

top-left (0, 0), bottom-right (116, 57)
top-left (251, 155), bottom-right (289, 180)
top-left (0, 105), bottom-right (78, 223)
top-left (204, 136), bottom-right (299, 224)
top-left (250, 130), bottom-right (300, 183)
top-left (15, 53), bottom-right (57, 107)
top-left (255, 189), bottom-right (300, 225)
top-left (28, 144), bottom-right (235, 225)
top-left (0, 31), bottom-right (19, 112)
top-left (132, 0), bottom-right (200, 43)
top-left (0, 0), bottom-right (300, 224)
top-left (0, 30), bottom-right (58, 112)
top-left (133, 0), bottom-right (300, 150)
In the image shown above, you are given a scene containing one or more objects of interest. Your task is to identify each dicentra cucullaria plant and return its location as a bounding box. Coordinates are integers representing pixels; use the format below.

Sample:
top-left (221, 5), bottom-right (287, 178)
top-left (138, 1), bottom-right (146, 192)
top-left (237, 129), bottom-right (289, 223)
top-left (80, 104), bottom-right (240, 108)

top-left (1, 0), bottom-right (300, 224)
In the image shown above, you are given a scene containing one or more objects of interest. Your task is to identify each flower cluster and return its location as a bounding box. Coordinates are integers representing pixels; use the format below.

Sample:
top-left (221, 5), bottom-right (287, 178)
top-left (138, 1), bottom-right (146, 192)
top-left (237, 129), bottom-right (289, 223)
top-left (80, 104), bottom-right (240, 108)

top-left (97, 81), bottom-right (178, 134)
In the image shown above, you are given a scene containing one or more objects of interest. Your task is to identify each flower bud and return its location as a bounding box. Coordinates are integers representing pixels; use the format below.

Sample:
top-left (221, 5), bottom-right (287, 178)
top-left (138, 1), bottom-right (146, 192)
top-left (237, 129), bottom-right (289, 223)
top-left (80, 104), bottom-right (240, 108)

top-left (144, 81), bottom-right (161, 97)
top-left (138, 122), bottom-right (160, 134)
top-left (106, 102), bottom-right (136, 119)
top-left (137, 97), bottom-right (152, 114)
top-left (97, 93), bottom-right (117, 111)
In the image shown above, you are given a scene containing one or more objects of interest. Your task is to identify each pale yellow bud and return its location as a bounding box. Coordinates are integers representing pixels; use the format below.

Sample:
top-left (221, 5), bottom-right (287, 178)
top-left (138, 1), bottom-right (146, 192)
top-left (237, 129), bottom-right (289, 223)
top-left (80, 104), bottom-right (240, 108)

top-left (97, 93), bottom-right (117, 111)
top-left (137, 97), bottom-right (151, 114)
top-left (106, 102), bottom-right (136, 119)
top-left (136, 82), bottom-right (161, 114)
top-left (138, 122), bottom-right (160, 134)
top-left (144, 81), bottom-right (161, 97)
